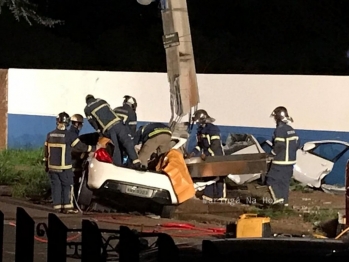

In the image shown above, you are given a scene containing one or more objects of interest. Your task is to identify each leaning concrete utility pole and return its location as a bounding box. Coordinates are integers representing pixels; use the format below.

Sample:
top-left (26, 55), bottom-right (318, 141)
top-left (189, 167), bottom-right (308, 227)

top-left (137, 0), bottom-right (199, 143)
top-left (160, 0), bottom-right (200, 135)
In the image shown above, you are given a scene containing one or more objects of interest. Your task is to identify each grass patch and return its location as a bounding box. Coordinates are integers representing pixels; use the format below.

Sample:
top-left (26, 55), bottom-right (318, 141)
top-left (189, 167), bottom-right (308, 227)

top-left (0, 148), bottom-right (50, 198)
top-left (248, 205), bottom-right (297, 219)
top-left (302, 208), bottom-right (339, 223)
top-left (289, 178), bottom-right (314, 193)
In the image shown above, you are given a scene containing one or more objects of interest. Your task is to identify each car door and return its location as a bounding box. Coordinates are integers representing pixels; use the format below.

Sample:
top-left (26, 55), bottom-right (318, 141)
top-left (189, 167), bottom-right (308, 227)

top-left (294, 142), bottom-right (349, 188)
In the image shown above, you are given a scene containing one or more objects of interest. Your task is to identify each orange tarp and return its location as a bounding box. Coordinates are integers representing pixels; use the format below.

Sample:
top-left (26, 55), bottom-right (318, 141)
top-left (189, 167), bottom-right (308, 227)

top-left (156, 149), bottom-right (195, 204)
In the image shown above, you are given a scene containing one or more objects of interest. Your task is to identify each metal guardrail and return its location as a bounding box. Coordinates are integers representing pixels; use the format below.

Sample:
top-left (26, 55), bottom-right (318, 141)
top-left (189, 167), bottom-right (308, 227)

top-left (0, 207), bottom-right (179, 262)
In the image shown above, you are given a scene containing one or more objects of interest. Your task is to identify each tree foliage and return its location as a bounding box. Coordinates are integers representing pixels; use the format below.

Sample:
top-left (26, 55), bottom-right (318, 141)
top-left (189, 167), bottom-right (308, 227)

top-left (0, 0), bottom-right (348, 75)
top-left (0, 0), bottom-right (62, 26)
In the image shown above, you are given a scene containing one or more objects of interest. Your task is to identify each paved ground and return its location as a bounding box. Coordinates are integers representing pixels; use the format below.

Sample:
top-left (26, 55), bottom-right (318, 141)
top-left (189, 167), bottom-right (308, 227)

top-left (0, 185), bottom-right (346, 261)
top-left (0, 198), bottom-right (221, 261)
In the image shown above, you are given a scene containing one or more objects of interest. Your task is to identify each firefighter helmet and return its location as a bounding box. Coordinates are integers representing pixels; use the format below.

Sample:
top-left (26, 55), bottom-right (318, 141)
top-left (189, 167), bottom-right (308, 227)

top-left (123, 95), bottom-right (137, 111)
top-left (192, 109), bottom-right (215, 124)
top-left (85, 94), bottom-right (94, 103)
top-left (56, 112), bottom-right (70, 127)
top-left (71, 114), bottom-right (84, 123)
top-left (270, 106), bottom-right (293, 123)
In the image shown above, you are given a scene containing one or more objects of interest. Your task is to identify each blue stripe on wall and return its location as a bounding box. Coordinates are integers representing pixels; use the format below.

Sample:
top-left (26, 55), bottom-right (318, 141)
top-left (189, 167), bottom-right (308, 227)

top-left (8, 113), bottom-right (349, 185)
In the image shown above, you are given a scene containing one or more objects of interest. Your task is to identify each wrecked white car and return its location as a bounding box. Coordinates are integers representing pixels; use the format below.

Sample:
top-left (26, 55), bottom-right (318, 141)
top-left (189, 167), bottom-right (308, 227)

top-left (238, 137), bottom-right (349, 189)
top-left (74, 132), bottom-right (270, 216)
top-left (75, 133), bottom-right (196, 218)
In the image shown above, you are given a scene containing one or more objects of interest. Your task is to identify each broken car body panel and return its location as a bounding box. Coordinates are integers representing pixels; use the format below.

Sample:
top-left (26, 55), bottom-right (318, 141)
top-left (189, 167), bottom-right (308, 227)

top-left (264, 139), bottom-right (349, 188)
top-left (223, 134), bottom-right (267, 185)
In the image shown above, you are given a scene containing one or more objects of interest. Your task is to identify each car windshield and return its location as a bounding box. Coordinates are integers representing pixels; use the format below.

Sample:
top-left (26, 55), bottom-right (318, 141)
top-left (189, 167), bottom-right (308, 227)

top-left (308, 143), bottom-right (349, 162)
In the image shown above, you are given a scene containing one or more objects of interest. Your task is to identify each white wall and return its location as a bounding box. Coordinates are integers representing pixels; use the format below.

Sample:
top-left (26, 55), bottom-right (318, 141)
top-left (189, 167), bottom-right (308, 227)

top-left (8, 68), bottom-right (349, 132)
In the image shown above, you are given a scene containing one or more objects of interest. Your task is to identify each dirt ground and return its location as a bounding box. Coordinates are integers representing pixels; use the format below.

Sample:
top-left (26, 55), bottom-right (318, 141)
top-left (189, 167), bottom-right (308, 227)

top-left (190, 183), bottom-right (347, 236)
top-left (228, 182), bottom-right (345, 210)
top-left (244, 187), bottom-right (345, 236)
top-left (4, 182), bottom-right (347, 238)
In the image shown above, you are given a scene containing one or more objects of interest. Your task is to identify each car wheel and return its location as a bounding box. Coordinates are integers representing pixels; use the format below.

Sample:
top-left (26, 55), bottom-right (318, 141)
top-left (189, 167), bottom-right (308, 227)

top-left (77, 171), bottom-right (93, 208)
top-left (160, 205), bottom-right (176, 219)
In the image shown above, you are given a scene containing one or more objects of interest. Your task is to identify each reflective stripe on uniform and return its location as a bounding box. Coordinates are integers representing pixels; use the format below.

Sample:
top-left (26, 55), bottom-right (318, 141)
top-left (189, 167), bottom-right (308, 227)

top-left (211, 135), bottom-right (220, 140)
top-left (91, 103), bottom-right (121, 132)
top-left (195, 146), bottom-right (201, 151)
top-left (115, 113), bottom-right (128, 124)
top-left (53, 204), bottom-right (62, 210)
top-left (273, 135), bottom-right (299, 165)
top-left (129, 121), bottom-right (137, 125)
top-left (87, 145), bottom-right (92, 152)
top-left (47, 143), bottom-right (72, 169)
top-left (71, 138), bottom-right (80, 147)
top-left (268, 186), bottom-right (277, 202)
top-left (148, 129), bottom-right (172, 138)
top-left (273, 160), bottom-right (297, 165)
top-left (103, 118), bottom-right (120, 133)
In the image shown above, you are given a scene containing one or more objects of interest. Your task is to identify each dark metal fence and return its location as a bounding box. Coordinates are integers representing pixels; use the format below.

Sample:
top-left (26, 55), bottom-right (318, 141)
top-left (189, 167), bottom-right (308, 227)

top-left (0, 207), bottom-right (179, 262)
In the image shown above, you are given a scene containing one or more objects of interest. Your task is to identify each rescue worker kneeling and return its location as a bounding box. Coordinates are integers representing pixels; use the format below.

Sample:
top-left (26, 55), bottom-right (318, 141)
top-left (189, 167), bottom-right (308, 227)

top-left (44, 112), bottom-right (96, 214)
top-left (84, 94), bottom-right (142, 169)
top-left (134, 123), bottom-right (172, 168)
top-left (190, 109), bottom-right (226, 201)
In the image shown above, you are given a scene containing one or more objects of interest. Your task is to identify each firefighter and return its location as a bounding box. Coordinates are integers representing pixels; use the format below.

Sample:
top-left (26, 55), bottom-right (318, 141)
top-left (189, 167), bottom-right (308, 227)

top-left (44, 112), bottom-right (96, 214)
top-left (69, 114), bottom-right (86, 195)
top-left (113, 95), bottom-right (138, 166)
top-left (189, 109), bottom-right (225, 200)
top-left (113, 95), bottom-right (138, 137)
top-left (190, 109), bottom-right (224, 158)
top-left (84, 94), bottom-right (142, 168)
top-left (266, 106), bottom-right (300, 206)
top-left (133, 123), bottom-right (172, 167)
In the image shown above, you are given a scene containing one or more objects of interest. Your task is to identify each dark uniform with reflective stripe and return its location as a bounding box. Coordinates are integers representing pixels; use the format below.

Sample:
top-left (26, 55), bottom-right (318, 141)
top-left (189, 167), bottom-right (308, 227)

top-left (134, 123), bottom-right (172, 167)
top-left (191, 123), bottom-right (224, 157)
top-left (191, 123), bottom-right (225, 200)
top-left (69, 125), bottom-right (85, 173)
top-left (113, 104), bottom-right (137, 137)
top-left (69, 125), bottom-right (87, 196)
top-left (266, 122), bottom-right (300, 204)
top-left (44, 127), bottom-right (95, 211)
top-left (113, 104), bottom-right (138, 166)
top-left (84, 97), bottom-right (140, 166)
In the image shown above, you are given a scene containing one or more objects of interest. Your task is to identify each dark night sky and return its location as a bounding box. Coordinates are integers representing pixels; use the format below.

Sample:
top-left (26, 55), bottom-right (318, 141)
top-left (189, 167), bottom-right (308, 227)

top-left (0, 0), bottom-right (348, 75)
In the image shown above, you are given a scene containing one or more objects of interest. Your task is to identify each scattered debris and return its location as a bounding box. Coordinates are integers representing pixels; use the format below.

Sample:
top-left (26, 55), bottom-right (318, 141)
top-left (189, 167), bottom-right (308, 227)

top-left (146, 214), bottom-right (161, 219)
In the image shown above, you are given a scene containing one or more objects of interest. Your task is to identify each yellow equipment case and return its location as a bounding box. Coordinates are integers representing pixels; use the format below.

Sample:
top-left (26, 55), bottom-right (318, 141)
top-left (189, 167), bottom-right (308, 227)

top-left (236, 213), bottom-right (271, 238)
